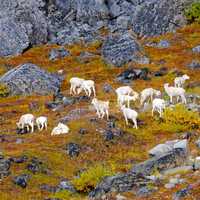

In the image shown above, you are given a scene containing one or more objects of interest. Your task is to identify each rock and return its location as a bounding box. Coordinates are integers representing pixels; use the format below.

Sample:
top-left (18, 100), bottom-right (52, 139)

top-left (61, 109), bottom-right (89, 122)
top-left (165, 183), bottom-right (175, 189)
top-left (186, 103), bottom-right (200, 112)
top-left (13, 174), bottom-right (30, 188)
top-left (104, 130), bottom-right (114, 141)
top-left (156, 40), bottom-right (170, 48)
top-left (53, 89), bottom-right (64, 103)
top-left (58, 179), bottom-right (76, 193)
top-left (16, 138), bottom-right (23, 144)
top-left (78, 51), bottom-right (96, 63)
top-left (116, 68), bottom-right (149, 83)
top-left (40, 184), bottom-right (58, 193)
top-left (27, 157), bottom-right (49, 174)
top-left (193, 157), bottom-right (200, 170)
top-left (136, 186), bottom-right (155, 197)
top-left (79, 128), bottom-right (88, 135)
top-left (0, 0), bottom-right (47, 56)
top-left (187, 60), bottom-right (200, 70)
top-left (149, 144), bottom-right (173, 157)
top-left (0, 156), bottom-right (11, 179)
top-left (62, 96), bottom-right (76, 106)
top-left (154, 67), bottom-right (168, 77)
top-left (172, 186), bottom-right (191, 200)
top-left (0, 63), bottom-right (62, 96)
top-left (132, 0), bottom-right (185, 37)
top-left (66, 143), bottom-right (81, 158)
top-left (9, 155), bottom-right (28, 164)
top-left (192, 45), bottom-right (200, 53)
top-left (103, 83), bottom-right (113, 93)
top-left (102, 32), bottom-right (145, 67)
top-left (49, 47), bottom-right (70, 60)
top-left (29, 102), bottom-right (40, 112)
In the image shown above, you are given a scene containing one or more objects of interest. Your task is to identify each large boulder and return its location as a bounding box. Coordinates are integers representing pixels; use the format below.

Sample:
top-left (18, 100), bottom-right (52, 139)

top-left (132, 0), bottom-right (186, 37)
top-left (0, 63), bottom-right (62, 96)
top-left (102, 32), bottom-right (146, 67)
top-left (0, 0), bottom-right (47, 57)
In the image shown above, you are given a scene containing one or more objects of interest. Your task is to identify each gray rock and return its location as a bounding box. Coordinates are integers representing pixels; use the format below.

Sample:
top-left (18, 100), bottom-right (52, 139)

top-left (154, 67), bottom-right (168, 77)
top-left (149, 144), bottom-right (173, 157)
top-left (136, 186), bottom-right (155, 197)
top-left (58, 179), bottom-right (76, 193)
top-left (173, 186), bottom-right (191, 200)
top-left (78, 51), bottom-right (96, 63)
top-left (192, 45), bottom-right (200, 53)
top-left (132, 0), bottom-right (186, 37)
top-left (103, 83), bottom-right (113, 93)
top-left (0, 156), bottom-right (11, 179)
top-left (0, 63), bottom-right (62, 96)
top-left (195, 138), bottom-right (200, 149)
top-left (116, 68), bottom-right (149, 83)
top-left (156, 40), bottom-right (170, 48)
top-left (187, 60), bottom-right (200, 69)
top-left (102, 32), bottom-right (144, 67)
top-left (49, 47), bottom-right (70, 60)
top-left (13, 174), bottom-right (30, 188)
top-left (66, 143), bottom-right (81, 157)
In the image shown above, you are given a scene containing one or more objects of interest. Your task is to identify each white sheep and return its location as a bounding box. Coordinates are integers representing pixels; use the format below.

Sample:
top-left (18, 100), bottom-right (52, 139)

top-left (118, 93), bottom-right (139, 108)
top-left (140, 88), bottom-right (161, 105)
top-left (91, 98), bottom-right (109, 120)
top-left (16, 113), bottom-right (35, 133)
top-left (77, 80), bottom-right (96, 97)
top-left (51, 122), bottom-right (69, 135)
top-left (174, 74), bottom-right (190, 88)
top-left (69, 77), bottom-right (85, 95)
top-left (120, 105), bottom-right (138, 129)
top-left (152, 98), bottom-right (166, 117)
top-left (164, 83), bottom-right (187, 104)
top-left (116, 86), bottom-right (137, 106)
top-left (36, 116), bottom-right (47, 131)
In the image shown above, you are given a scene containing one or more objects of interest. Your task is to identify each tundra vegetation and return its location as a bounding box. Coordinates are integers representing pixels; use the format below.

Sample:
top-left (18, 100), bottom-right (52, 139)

top-left (0, 23), bottom-right (200, 200)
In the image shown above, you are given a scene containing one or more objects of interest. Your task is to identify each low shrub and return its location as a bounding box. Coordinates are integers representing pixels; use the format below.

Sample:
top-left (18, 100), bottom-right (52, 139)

top-left (185, 1), bottom-right (200, 24)
top-left (73, 164), bottom-right (113, 193)
top-left (0, 83), bottom-right (9, 97)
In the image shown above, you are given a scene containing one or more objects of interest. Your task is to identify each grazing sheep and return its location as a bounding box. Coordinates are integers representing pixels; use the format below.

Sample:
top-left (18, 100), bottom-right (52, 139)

top-left (164, 83), bottom-right (187, 104)
top-left (140, 88), bottom-right (161, 105)
top-left (36, 116), bottom-right (47, 131)
top-left (116, 86), bottom-right (137, 107)
top-left (51, 123), bottom-right (69, 135)
top-left (118, 93), bottom-right (139, 108)
top-left (91, 98), bottom-right (109, 120)
top-left (120, 105), bottom-right (138, 129)
top-left (69, 77), bottom-right (85, 95)
top-left (174, 74), bottom-right (190, 88)
top-left (16, 114), bottom-right (35, 133)
top-left (77, 80), bottom-right (96, 97)
top-left (152, 98), bottom-right (166, 117)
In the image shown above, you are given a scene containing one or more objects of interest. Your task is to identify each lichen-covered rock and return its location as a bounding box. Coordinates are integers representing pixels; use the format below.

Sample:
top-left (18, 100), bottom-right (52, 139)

top-left (0, 155), bottom-right (11, 179)
top-left (0, 63), bottom-right (62, 96)
top-left (49, 47), bottom-right (70, 60)
top-left (132, 0), bottom-right (186, 37)
top-left (102, 32), bottom-right (145, 67)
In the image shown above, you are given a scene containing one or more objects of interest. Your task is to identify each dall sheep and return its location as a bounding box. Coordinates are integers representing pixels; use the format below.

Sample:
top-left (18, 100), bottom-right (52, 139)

top-left (164, 83), bottom-right (187, 104)
top-left (91, 98), bottom-right (109, 120)
top-left (116, 86), bottom-right (137, 107)
top-left (152, 98), bottom-right (166, 117)
top-left (69, 77), bottom-right (85, 95)
top-left (16, 114), bottom-right (35, 133)
top-left (140, 88), bottom-right (161, 105)
top-left (36, 116), bottom-right (47, 131)
top-left (118, 93), bottom-right (139, 108)
top-left (174, 74), bottom-right (190, 88)
top-left (77, 80), bottom-right (96, 97)
top-left (51, 122), bottom-right (69, 135)
top-left (120, 105), bottom-right (138, 129)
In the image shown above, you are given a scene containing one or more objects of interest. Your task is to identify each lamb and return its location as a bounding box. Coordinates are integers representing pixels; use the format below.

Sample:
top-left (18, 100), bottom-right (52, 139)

top-left (140, 88), bottom-right (161, 105)
top-left (16, 114), bottom-right (35, 133)
top-left (174, 74), bottom-right (190, 88)
top-left (69, 77), bottom-right (85, 95)
top-left (152, 98), bottom-right (166, 117)
top-left (118, 93), bottom-right (139, 108)
top-left (116, 86), bottom-right (137, 107)
top-left (91, 98), bottom-right (109, 120)
top-left (164, 83), bottom-right (187, 104)
top-left (36, 116), bottom-right (47, 131)
top-left (120, 105), bottom-right (138, 129)
top-left (77, 80), bottom-right (96, 97)
top-left (51, 122), bottom-right (69, 135)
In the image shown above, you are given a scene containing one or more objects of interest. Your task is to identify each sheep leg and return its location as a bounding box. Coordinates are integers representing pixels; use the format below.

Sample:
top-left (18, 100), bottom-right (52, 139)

top-left (92, 86), bottom-right (96, 97)
top-left (88, 88), bottom-right (92, 97)
top-left (152, 107), bottom-right (155, 116)
top-left (133, 118), bottom-right (138, 129)
top-left (181, 95), bottom-right (187, 104)
top-left (159, 108), bottom-right (162, 117)
top-left (31, 122), bottom-right (34, 133)
top-left (106, 110), bottom-right (109, 120)
top-left (124, 115), bottom-right (128, 125)
top-left (70, 85), bottom-right (73, 95)
top-left (45, 122), bottom-right (47, 130)
top-left (150, 94), bottom-right (153, 103)
top-left (170, 96), bottom-right (173, 104)
top-left (127, 99), bottom-right (130, 108)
